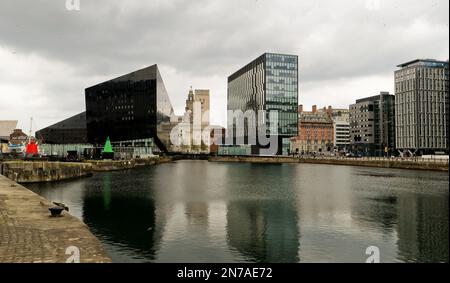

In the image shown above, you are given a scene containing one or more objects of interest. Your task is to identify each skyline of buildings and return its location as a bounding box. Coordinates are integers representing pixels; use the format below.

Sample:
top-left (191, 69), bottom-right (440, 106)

top-left (1, 55), bottom-right (449, 157)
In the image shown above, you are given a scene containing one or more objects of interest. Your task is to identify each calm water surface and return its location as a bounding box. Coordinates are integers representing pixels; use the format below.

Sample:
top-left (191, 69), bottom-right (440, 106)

top-left (27, 161), bottom-right (449, 263)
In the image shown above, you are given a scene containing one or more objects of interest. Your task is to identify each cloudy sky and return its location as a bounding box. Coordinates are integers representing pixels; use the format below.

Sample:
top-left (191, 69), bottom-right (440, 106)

top-left (0, 0), bottom-right (448, 132)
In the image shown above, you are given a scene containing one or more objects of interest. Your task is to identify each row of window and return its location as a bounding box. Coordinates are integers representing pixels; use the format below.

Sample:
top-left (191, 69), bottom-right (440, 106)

top-left (396, 79), bottom-right (448, 92)
top-left (396, 92), bottom-right (448, 103)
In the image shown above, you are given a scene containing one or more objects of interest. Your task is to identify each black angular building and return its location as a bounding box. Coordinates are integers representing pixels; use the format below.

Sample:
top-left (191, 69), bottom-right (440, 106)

top-left (36, 112), bottom-right (88, 144)
top-left (85, 64), bottom-right (176, 152)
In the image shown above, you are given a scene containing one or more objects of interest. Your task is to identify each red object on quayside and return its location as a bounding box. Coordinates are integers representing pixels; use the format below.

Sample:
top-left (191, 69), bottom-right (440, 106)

top-left (26, 140), bottom-right (38, 155)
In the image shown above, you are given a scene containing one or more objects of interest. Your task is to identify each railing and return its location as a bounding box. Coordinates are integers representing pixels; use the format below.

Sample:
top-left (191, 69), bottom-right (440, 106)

top-left (298, 155), bottom-right (449, 164)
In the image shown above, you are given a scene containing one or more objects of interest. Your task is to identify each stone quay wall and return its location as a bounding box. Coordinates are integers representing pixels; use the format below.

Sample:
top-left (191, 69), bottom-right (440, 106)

top-left (0, 161), bottom-right (92, 183)
top-left (209, 156), bottom-right (449, 171)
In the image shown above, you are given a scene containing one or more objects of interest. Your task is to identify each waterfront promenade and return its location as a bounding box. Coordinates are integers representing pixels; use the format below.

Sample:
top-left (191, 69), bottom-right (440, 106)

top-left (0, 174), bottom-right (111, 263)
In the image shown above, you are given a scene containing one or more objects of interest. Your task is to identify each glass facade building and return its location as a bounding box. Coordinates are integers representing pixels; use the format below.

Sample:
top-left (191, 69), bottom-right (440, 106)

top-left (85, 64), bottom-right (177, 152)
top-left (36, 112), bottom-right (88, 144)
top-left (227, 53), bottom-right (299, 155)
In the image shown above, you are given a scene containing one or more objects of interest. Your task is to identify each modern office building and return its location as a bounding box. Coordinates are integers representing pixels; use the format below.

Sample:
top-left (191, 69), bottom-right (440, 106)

top-left (85, 64), bottom-right (177, 153)
top-left (395, 59), bottom-right (449, 154)
top-left (333, 120), bottom-right (351, 151)
top-left (350, 92), bottom-right (396, 156)
top-left (35, 112), bottom-right (91, 157)
top-left (36, 112), bottom-right (88, 144)
top-left (291, 105), bottom-right (334, 154)
top-left (227, 53), bottom-right (299, 155)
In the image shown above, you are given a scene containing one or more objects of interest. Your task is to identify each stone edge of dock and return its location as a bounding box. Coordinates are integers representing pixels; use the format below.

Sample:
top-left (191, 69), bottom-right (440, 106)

top-left (0, 174), bottom-right (112, 263)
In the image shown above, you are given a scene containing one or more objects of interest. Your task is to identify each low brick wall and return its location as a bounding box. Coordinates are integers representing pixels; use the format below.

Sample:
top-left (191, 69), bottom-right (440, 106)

top-left (0, 161), bottom-right (92, 183)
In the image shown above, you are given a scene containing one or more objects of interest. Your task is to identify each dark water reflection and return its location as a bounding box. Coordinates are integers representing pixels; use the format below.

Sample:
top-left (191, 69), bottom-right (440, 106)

top-left (27, 161), bottom-right (449, 263)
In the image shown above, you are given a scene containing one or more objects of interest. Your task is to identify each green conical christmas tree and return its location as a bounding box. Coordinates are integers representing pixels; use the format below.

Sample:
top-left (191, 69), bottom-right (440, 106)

top-left (103, 136), bottom-right (114, 154)
top-left (102, 136), bottom-right (114, 159)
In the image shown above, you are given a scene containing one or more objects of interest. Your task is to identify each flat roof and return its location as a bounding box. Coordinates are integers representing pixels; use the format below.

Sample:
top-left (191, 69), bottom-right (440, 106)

top-left (228, 53), bottom-right (298, 83)
top-left (397, 59), bottom-right (449, 68)
top-left (0, 120), bottom-right (18, 137)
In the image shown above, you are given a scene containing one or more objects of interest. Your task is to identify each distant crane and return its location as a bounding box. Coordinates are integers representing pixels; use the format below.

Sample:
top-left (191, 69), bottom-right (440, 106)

top-left (29, 117), bottom-right (33, 142)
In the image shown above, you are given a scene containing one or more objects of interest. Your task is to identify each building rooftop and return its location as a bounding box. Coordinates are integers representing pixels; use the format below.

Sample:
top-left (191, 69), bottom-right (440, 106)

top-left (300, 112), bottom-right (332, 124)
top-left (228, 52), bottom-right (298, 82)
top-left (0, 120), bottom-right (18, 140)
top-left (355, 92), bottom-right (393, 104)
top-left (397, 59), bottom-right (449, 68)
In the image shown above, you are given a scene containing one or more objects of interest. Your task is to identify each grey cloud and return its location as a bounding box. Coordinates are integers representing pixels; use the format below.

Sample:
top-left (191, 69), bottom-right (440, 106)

top-left (0, 0), bottom-right (448, 129)
top-left (1, 0), bottom-right (448, 79)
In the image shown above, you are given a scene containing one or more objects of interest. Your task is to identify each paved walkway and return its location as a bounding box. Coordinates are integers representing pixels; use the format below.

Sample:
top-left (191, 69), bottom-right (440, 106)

top-left (0, 174), bottom-right (111, 263)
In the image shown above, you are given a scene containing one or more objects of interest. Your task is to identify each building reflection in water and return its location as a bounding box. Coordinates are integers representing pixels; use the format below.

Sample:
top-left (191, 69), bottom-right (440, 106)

top-left (82, 171), bottom-right (166, 262)
top-left (185, 202), bottom-right (209, 227)
top-left (25, 162), bottom-right (448, 263)
top-left (349, 169), bottom-right (449, 263)
top-left (396, 193), bottom-right (448, 263)
top-left (225, 164), bottom-right (300, 263)
top-left (226, 200), bottom-right (299, 263)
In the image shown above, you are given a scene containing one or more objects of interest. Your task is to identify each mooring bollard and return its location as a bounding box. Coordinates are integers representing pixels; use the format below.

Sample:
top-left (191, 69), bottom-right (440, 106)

top-left (49, 206), bottom-right (65, 217)
top-left (53, 202), bottom-right (69, 212)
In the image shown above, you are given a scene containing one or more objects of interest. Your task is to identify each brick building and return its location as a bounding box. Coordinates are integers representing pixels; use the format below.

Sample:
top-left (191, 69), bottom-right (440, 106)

top-left (291, 105), bottom-right (334, 155)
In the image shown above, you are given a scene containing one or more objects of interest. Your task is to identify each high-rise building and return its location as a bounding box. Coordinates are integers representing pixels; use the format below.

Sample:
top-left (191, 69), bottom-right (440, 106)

top-left (291, 105), bottom-right (334, 154)
top-left (85, 64), bottom-right (177, 153)
top-left (350, 92), bottom-right (396, 156)
top-left (395, 59), bottom-right (449, 154)
top-left (227, 53), bottom-right (299, 155)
